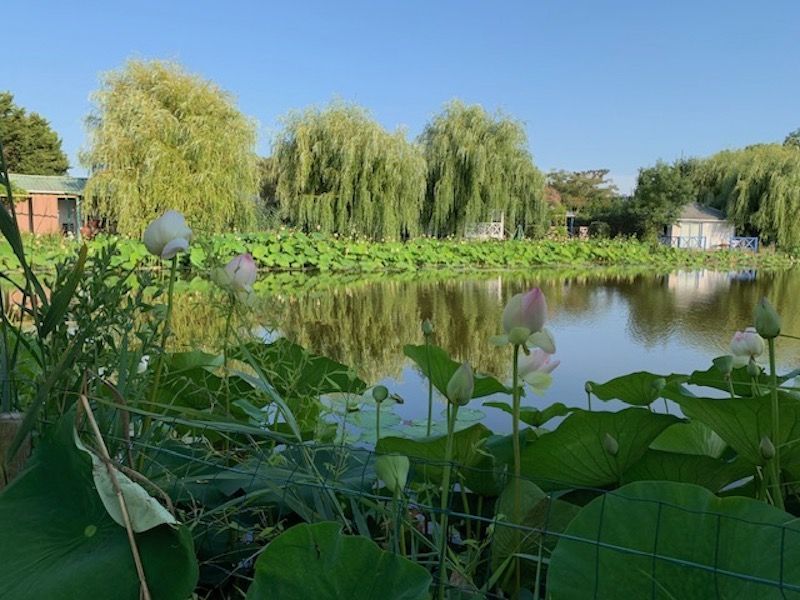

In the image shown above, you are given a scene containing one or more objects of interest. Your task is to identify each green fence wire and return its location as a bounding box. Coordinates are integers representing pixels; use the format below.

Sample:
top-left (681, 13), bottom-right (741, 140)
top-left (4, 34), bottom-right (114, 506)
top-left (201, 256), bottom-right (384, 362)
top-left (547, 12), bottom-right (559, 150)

top-left (71, 409), bottom-right (800, 599)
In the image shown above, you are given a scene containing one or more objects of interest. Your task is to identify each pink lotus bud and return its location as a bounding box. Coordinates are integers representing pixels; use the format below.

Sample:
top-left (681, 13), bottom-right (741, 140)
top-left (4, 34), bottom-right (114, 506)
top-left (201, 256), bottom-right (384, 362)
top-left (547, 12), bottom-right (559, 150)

top-left (502, 288), bottom-right (547, 337)
top-left (214, 253), bottom-right (257, 293)
top-left (730, 327), bottom-right (765, 359)
top-left (142, 210), bottom-right (193, 259)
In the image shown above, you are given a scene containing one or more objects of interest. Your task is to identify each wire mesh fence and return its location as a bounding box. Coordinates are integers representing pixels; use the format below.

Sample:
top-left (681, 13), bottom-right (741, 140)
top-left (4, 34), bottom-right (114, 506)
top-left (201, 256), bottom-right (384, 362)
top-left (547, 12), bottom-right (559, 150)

top-left (69, 408), bottom-right (800, 599)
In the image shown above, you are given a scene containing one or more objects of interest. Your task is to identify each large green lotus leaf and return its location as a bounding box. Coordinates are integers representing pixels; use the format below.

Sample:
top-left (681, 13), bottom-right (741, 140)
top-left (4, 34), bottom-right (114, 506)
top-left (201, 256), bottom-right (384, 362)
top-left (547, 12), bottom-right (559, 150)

top-left (649, 420), bottom-right (727, 458)
top-left (663, 387), bottom-right (800, 467)
top-left (232, 338), bottom-right (366, 397)
top-left (246, 521), bottom-right (431, 599)
top-left (484, 400), bottom-right (574, 427)
top-left (548, 481), bottom-right (800, 599)
top-left (519, 408), bottom-right (679, 490)
top-left (587, 371), bottom-right (677, 406)
top-left (622, 450), bottom-right (752, 492)
top-left (490, 480), bottom-right (579, 592)
top-left (0, 416), bottom-right (197, 600)
top-left (404, 344), bottom-right (510, 399)
top-left (688, 362), bottom-right (800, 398)
top-left (376, 423), bottom-right (501, 495)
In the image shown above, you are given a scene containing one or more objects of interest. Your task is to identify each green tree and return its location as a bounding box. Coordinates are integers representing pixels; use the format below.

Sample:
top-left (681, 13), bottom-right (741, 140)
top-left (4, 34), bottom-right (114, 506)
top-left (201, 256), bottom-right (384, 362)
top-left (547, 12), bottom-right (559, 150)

top-left (695, 144), bottom-right (800, 248)
top-left (270, 102), bottom-right (425, 240)
top-left (631, 160), bottom-right (697, 238)
top-left (420, 101), bottom-right (545, 238)
top-left (82, 60), bottom-right (259, 236)
top-left (546, 169), bottom-right (618, 214)
top-left (784, 128), bottom-right (800, 148)
top-left (0, 92), bottom-right (69, 175)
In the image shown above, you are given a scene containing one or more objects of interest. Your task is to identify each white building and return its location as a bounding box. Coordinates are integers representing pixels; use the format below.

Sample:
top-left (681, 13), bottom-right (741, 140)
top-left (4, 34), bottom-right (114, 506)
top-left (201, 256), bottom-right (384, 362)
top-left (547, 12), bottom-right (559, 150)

top-left (663, 203), bottom-right (735, 249)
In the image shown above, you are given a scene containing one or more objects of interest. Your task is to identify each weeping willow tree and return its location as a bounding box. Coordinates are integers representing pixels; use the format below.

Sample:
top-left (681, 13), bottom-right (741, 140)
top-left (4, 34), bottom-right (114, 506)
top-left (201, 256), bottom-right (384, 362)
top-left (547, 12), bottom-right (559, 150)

top-left (82, 60), bottom-right (259, 236)
top-left (419, 101), bottom-right (546, 238)
top-left (270, 103), bottom-right (426, 240)
top-left (695, 144), bottom-right (800, 248)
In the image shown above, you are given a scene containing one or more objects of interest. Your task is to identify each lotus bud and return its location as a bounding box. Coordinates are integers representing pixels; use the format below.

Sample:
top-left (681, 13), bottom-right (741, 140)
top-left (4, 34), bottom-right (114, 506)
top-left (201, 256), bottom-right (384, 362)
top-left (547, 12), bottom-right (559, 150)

top-left (213, 253), bottom-right (257, 294)
top-left (730, 328), bottom-right (765, 359)
top-left (602, 433), bottom-right (619, 457)
top-left (142, 210), bottom-right (193, 259)
top-left (712, 355), bottom-right (734, 376)
top-left (747, 358), bottom-right (761, 378)
top-left (755, 298), bottom-right (781, 340)
top-left (584, 382), bottom-right (593, 394)
top-left (651, 377), bottom-right (666, 396)
top-left (422, 319), bottom-right (434, 337)
top-left (375, 454), bottom-right (410, 495)
top-left (760, 436), bottom-right (776, 461)
top-left (502, 288), bottom-right (547, 335)
top-left (372, 385), bottom-right (389, 404)
top-left (446, 362), bottom-right (474, 406)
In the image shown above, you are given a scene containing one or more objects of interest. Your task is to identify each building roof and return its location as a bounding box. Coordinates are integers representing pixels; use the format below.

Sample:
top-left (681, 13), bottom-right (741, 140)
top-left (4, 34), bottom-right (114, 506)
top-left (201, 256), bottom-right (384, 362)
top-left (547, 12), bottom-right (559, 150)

top-left (8, 173), bottom-right (87, 196)
top-left (678, 203), bottom-right (726, 222)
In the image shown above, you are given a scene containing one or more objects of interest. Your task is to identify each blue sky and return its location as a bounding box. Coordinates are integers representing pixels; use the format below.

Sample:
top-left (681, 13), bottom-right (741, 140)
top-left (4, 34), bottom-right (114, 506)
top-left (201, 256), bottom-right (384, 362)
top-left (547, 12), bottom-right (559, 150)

top-left (5, 0), bottom-right (799, 192)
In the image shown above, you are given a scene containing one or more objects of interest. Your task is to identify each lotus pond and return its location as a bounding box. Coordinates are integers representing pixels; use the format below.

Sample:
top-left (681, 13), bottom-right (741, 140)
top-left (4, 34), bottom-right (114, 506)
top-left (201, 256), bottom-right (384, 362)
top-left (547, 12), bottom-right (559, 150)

top-left (5, 230), bottom-right (800, 599)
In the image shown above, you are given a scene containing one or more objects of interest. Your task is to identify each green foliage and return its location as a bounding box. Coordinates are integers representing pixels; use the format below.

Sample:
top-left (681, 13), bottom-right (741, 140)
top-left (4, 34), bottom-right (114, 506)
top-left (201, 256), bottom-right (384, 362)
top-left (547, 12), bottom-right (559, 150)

top-left (270, 102), bottom-right (425, 240)
top-left (0, 92), bottom-right (69, 175)
top-left (0, 416), bottom-right (198, 599)
top-left (82, 60), bottom-right (259, 236)
top-left (695, 144), bottom-right (800, 248)
top-left (631, 159), bottom-right (698, 238)
top-left (546, 169), bottom-right (618, 213)
top-left (548, 481), bottom-right (800, 599)
top-left (246, 522), bottom-right (432, 599)
top-left (4, 231), bottom-right (790, 280)
top-left (519, 408), bottom-right (680, 490)
top-left (420, 100), bottom-right (545, 237)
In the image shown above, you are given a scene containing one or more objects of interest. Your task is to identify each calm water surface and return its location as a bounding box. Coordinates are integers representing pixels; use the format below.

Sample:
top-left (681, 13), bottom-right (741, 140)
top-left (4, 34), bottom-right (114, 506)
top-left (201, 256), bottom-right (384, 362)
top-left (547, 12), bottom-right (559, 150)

top-left (175, 267), bottom-right (800, 433)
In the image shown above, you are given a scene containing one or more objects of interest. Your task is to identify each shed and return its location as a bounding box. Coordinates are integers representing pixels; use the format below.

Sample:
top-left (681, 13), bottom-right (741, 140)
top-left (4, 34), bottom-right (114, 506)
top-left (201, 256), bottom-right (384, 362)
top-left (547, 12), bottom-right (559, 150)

top-left (5, 174), bottom-right (88, 237)
top-left (663, 203), bottom-right (735, 249)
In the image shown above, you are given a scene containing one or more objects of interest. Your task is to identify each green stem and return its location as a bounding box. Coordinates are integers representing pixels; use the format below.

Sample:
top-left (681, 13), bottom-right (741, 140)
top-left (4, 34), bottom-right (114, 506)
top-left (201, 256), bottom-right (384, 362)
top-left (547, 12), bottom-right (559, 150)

top-left (586, 389), bottom-right (593, 411)
top-left (511, 344), bottom-right (522, 597)
top-left (768, 338), bottom-right (785, 509)
top-left (376, 403), bottom-right (381, 442)
top-left (222, 296), bottom-right (234, 417)
top-left (438, 402), bottom-right (459, 599)
top-left (425, 336), bottom-right (433, 436)
top-left (139, 256), bottom-right (178, 467)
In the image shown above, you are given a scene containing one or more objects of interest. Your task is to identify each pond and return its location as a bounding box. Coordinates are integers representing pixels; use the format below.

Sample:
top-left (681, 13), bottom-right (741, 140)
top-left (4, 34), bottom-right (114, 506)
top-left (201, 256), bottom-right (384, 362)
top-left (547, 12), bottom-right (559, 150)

top-left (170, 267), bottom-right (800, 434)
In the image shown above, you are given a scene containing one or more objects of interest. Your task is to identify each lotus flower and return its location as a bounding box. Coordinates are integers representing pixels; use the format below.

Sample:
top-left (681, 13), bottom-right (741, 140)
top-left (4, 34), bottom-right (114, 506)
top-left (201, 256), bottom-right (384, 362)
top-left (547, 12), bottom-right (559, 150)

top-left (503, 288), bottom-right (547, 335)
top-left (143, 210), bottom-right (193, 259)
top-left (493, 288), bottom-right (548, 346)
top-left (214, 253), bottom-right (257, 294)
top-left (518, 348), bottom-right (559, 395)
top-left (730, 327), bottom-right (765, 367)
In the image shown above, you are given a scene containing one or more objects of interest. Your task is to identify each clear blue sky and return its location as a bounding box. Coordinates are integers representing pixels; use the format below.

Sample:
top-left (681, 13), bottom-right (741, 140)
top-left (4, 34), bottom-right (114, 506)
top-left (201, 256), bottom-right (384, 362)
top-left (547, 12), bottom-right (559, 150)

top-left (5, 0), bottom-right (799, 192)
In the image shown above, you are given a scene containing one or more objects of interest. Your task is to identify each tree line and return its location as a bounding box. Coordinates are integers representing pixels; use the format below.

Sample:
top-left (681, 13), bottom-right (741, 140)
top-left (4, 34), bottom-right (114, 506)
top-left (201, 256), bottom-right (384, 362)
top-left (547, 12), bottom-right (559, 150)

top-left (4, 59), bottom-right (800, 248)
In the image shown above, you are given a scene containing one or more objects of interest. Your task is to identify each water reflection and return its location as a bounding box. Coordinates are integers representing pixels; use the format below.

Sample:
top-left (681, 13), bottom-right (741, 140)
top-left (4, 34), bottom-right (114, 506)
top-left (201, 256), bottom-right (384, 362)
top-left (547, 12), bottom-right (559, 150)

top-left (170, 267), bottom-right (800, 430)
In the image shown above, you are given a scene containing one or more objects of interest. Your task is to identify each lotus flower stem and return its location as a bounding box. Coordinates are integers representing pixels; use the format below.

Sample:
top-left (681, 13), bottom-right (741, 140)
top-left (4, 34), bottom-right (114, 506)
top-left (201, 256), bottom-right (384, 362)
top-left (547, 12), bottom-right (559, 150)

top-left (438, 403), bottom-right (459, 599)
top-left (511, 343), bottom-right (522, 596)
top-left (139, 256), bottom-right (178, 466)
top-left (425, 337), bottom-right (434, 436)
top-left (768, 338), bottom-right (784, 509)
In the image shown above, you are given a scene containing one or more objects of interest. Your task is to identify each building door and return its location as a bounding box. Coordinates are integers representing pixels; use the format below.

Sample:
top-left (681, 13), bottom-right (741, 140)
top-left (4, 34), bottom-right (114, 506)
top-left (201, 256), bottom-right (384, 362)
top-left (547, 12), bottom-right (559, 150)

top-left (683, 222), bottom-right (704, 248)
top-left (58, 197), bottom-right (77, 235)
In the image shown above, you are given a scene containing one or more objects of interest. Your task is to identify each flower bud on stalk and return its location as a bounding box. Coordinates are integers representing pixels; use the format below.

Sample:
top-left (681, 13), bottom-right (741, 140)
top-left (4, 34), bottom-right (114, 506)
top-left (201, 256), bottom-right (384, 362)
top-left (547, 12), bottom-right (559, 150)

top-left (755, 298), bottom-right (781, 340)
